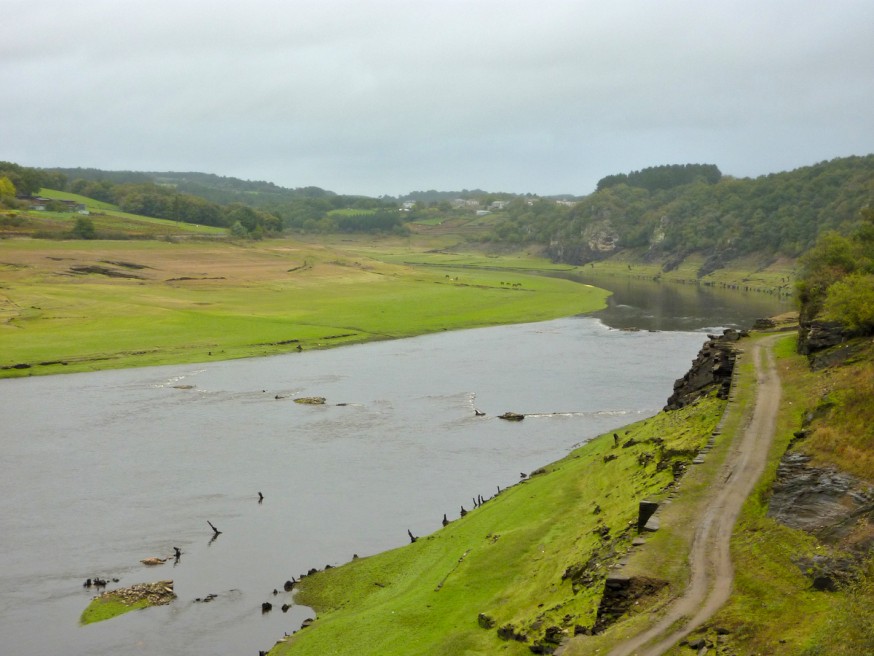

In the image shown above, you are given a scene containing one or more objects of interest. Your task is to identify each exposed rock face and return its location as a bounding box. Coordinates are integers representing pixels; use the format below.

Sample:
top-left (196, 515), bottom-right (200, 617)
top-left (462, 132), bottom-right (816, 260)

top-left (664, 329), bottom-right (744, 411)
top-left (593, 576), bottom-right (668, 633)
top-left (794, 554), bottom-right (859, 592)
top-left (697, 246), bottom-right (739, 278)
top-left (806, 339), bottom-right (867, 371)
top-left (797, 319), bottom-right (850, 355)
top-left (752, 317), bottom-right (777, 330)
top-left (767, 451), bottom-right (874, 549)
top-left (584, 219), bottom-right (619, 253)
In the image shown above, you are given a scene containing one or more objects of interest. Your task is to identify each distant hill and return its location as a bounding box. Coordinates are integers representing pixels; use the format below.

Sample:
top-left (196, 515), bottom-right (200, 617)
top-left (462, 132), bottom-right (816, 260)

top-left (491, 155), bottom-right (874, 275)
top-left (5, 156), bottom-right (871, 268)
top-left (44, 168), bottom-right (335, 207)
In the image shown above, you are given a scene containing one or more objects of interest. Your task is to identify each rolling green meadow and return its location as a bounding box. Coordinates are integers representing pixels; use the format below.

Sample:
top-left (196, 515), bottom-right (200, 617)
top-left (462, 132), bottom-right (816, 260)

top-left (0, 237), bottom-right (609, 377)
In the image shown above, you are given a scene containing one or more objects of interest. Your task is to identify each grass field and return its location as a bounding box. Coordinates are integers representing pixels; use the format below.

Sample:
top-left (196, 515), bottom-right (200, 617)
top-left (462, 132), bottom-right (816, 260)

top-left (80, 595), bottom-right (151, 625)
top-left (0, 238), bottom-right (608, 377)
top-left (2, 189), bottom-right (226, 239)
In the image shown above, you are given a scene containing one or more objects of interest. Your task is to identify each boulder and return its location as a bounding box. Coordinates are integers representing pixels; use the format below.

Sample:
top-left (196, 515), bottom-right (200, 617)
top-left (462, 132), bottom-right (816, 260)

top-left (294, 396), bottom-right (326, 405)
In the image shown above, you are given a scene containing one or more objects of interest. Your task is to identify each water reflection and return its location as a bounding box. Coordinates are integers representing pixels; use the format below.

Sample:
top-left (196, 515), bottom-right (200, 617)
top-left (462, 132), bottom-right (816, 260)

top-left (568, 273), bottom-right (791, 331)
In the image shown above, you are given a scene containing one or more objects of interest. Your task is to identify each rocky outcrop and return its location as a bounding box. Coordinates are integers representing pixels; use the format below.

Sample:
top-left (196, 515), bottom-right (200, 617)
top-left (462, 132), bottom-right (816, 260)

top-left (767, 451), bottom-right (874, 550)
top-left (752, 317), bottom-right (777, 330)
top-left (584, 219), bottom-right (619, 253)
top-left (593, 576), bottom-right (668, 633)
top-left (797, 319), bottom-right (850, 355)
top-left (664, 329), bottom-right (745, 411)
top-left (697, 246), bottom-right (739, 278)
top-left (793, 554), bottom-right (860, 592)
top-left (806, 338), bottom-right (867, 371)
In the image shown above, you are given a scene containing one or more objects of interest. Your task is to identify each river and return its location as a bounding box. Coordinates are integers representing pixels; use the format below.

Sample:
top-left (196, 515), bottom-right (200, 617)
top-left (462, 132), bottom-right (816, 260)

top-left (0, 279), bottom-right (789, 655)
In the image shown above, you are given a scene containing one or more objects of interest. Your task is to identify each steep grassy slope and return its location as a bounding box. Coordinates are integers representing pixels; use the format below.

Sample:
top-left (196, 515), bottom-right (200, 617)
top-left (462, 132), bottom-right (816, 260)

top-left (274, 396), bottom-right (724, 655)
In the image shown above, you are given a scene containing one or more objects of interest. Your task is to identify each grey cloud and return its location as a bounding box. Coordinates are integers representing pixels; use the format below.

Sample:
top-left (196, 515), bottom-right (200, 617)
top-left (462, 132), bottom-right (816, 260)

top-left (2, 0), bottom-right (873, 196)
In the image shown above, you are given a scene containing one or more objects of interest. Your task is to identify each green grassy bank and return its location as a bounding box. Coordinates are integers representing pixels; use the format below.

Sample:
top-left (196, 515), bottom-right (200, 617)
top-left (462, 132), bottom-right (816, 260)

top-left (274, 395), bottom-right (724, 655)
top-left (80, 595), bottom-right (151, 625)
top-left (80, 580), bottom-right (177, 625)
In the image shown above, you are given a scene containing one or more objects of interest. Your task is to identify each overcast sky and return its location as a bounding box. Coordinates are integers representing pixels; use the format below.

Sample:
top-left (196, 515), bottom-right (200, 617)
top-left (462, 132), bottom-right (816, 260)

top-left (2, 1), bottom-right (873, 197)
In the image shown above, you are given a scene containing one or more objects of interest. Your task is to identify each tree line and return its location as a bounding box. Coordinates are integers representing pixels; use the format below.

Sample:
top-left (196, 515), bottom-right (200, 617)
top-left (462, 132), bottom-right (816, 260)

top-left (1, 162), bottom-right (411, 237)
top-left (5, 156), bottom-right (872, 250)
top-left (596, 163), bottom-right (722, 192)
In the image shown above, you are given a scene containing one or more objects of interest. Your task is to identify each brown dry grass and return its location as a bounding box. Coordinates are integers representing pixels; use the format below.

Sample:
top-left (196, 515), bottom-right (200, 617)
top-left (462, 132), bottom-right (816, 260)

top-left (761, 335), bottom-right (874, 482)
top-left (0, 240), bottom-right (318, 285)
top-left (804, 342), bottom-right (874, 481)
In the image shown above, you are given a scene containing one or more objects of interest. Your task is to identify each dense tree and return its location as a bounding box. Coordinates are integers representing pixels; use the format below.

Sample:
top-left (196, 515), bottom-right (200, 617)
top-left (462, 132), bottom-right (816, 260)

top-left (70, 216), bottom-right (96, 239)
top-left (0, 176), bottom-right (15, 200)
top-left (334, 210), bottom-right (407, 234)
top-left (0, 161), bottom-right (46, 195)
top-left (822, 274), bottom-right (874, 332)
top-left (596, 164), bottom-right (721, 192)
top-left (797, 207), bottom-right (874, 333)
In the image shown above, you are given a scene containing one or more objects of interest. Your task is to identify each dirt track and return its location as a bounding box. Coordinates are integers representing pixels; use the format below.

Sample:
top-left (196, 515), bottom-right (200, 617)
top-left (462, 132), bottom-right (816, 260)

top-left (607, 335), bottom-right (782, 656)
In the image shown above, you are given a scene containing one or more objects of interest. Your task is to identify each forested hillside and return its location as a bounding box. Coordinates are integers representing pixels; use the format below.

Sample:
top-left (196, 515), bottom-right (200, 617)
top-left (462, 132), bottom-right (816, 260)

top-left (492, 156), bottom-right (874, 275)
top-left (3, 157), bottom-right (872, 270)
top-left (796, 207), bottom-right (874, 350)
top-left (1, 163), bottom-right (406, 237)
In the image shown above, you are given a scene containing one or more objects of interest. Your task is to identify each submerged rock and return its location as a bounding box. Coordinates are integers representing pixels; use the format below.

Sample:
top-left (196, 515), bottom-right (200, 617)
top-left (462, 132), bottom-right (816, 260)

top-left (294, 396), bottom-right (326, 405)
top-left (92, 580), bottom-right (176, 608)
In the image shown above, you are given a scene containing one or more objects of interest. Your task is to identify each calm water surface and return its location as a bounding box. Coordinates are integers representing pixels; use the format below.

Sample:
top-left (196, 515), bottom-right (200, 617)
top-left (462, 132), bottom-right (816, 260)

top-left (0, 282), bottom-right (788, 655)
